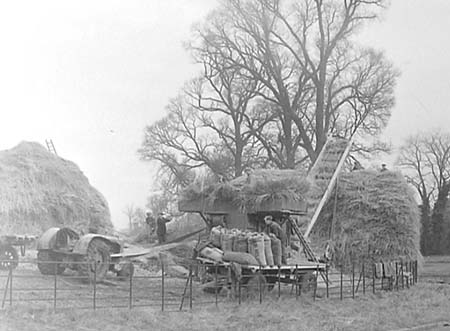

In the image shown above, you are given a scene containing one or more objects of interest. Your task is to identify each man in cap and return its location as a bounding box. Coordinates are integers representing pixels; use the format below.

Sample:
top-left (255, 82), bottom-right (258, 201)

top-left (264, 215), bottom-right (287, 264)
top-left (145, 210), bottom-right (155, 241)
top-left (156, 212), bottom-right (172, 244)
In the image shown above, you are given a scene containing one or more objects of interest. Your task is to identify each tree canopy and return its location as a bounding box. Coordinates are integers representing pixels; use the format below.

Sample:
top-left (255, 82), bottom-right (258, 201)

top-left (140, 0), bottom-right (398, 191)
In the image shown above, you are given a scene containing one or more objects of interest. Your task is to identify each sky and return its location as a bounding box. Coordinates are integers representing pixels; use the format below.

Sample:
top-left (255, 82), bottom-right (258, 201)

top-left (1, 0), bottom-right (450, 229)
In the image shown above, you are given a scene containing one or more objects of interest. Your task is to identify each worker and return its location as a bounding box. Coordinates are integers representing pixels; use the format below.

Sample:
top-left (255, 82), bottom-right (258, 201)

top-left (145, 210), bottom-right (155, 240)
top-left (156, 212), bottom-right (172, 244)
top-left (380, 163), bottom-right (388, 172)
top-left (264, 215), bottom-right (287, 264)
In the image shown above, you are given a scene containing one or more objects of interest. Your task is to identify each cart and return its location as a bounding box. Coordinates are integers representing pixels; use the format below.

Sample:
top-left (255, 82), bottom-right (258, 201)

top-left (0, 235), bottom-right (37, 270)
top-left (196, 256), bottom-right (327, 295)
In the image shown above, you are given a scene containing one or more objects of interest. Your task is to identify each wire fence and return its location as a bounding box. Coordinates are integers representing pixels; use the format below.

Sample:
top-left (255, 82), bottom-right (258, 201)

top-left (0, 259), bottom-right (419, 312)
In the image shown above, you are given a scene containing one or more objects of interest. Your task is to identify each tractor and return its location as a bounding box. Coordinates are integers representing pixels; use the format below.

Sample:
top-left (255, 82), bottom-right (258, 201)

top-left (36, 227), bottom-right (134, 281)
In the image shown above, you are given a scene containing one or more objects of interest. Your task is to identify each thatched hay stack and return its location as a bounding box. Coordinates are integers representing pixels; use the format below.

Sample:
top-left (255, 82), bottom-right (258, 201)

top-left (0, 142), bottom-right (113, 234)
top-left (309, 170), bottom-right (421, 268)
top-left (180, 169), bottom-right (309, 212)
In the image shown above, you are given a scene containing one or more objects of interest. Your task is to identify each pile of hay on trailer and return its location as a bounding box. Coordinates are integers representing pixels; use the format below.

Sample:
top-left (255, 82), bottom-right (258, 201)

top-left (0, 141), bottom-right (113, 235)
top-left (308, 170), bottom-right (421, 269)
top-left (180, 169), bottom-right (310, 213)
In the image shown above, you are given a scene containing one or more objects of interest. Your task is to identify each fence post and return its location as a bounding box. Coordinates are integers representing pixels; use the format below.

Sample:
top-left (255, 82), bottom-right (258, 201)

top-left (362, 261), bottom-right (365, 295)
top-left (214, 265), bottom-right (218, 307)
top-left (1, 268), bottom-right (11, 308)
top-left (313, 264), bottom-right (318, 301)
top-left (278, 265), bottom-right (281, 299)
top-left (9, 264), bottom-right (12, 306)
top-left (415, 260), bottom-right (418, 284)
top-left (326, 265), bottom-right (329, 299)
top-left (129, 269), bottom-right (133, 309)
top-left (372, 264), bottom-right (375, 294)
top-left (296, 264), bottom-right (299, 300)
top-left (395, 262), bottom-right (399, 291)
top-left (401, 261), bottom-right (404, 289)
top-left (161, 261), bottom-right (165, 312)
top-left (352, 262), bottom-right (355, 299)
top-left (189, 264), bottom-right (193, 310)
top-left (406, 261), bottom-right (410, 288)
top-left (340, 266), bottom-right (343, 300)
top-left (54, 263), bottom-right (57, 311)
top-left (259, 265), bottom-right (262, 304)
top-left (93, 262), bottom-right (97, 310)
top-left (238, 276), bottom-right (241, 305)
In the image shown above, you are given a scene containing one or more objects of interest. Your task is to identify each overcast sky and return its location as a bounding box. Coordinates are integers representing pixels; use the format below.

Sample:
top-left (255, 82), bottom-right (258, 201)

top-left (1, 1), bottom-right (449, 229)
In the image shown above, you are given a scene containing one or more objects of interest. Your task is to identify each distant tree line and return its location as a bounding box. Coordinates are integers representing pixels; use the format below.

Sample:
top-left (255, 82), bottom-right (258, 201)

top-left (399, 129), bottom-right (450, 255)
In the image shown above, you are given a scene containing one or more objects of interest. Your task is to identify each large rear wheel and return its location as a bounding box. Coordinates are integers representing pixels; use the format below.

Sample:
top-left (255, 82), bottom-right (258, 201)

top-left (242, 272), bottom-right (267, 299)
top-left (0, 245), bottom-right (19, 270)
top-left (37, 250), bottom-right (66, 275)
top-left (81, 238), bottom-right (111, 281)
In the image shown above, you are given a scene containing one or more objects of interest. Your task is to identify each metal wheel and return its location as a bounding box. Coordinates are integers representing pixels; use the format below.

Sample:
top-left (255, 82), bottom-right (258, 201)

top-left (37, 250), bottom-right (65, 275)
top-left (242, 272), bottom-right (267, 299)
top-left (298, 271), bottom-right (317, 293)
top-left (0, 245), bottom-right (19, 270)
top-left (81, 238), bottom-right (111, 281)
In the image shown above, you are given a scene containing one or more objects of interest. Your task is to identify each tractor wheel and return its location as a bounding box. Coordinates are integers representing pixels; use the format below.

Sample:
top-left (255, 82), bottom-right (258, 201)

top-left (37, 251), bottom-right (66, 275)
top-left (298, 271), bottom-right (317, 293)
top-left (0, 245), bottom-right (19, 270)
top-left (81, 238), bottom-right (111, 281)
top-left (242, 272), bottom-right (267, 299)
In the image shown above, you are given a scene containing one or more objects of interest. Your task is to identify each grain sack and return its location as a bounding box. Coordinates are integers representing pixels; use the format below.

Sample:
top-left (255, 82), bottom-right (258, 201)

top-left (248, 234), bottom-right (267, 266)
top-left (210, 226), bottom-right (222, 248)
top-left (270, 234), bottom-right (282, 266)
top-left (200, 246), bottom-right (224, 262)
top-left (263, 233), bottom-right (274, 266)
top-left (221, 231), bottom-right (234, 251)
top-left (233, 232), bottom-right (249, 252)
top-left (223, 251), bottom-right (258, 265)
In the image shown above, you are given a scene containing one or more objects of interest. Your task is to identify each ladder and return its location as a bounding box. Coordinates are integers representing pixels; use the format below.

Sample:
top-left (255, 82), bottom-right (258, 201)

top-left (303, 136), bottom-right (354, 238)
top-left (292, 136), bottom-right (353, 263)
top-left (288, 217), bottom-right (329, 284)
top-left (288, 217), bottom-right (319, 263)
top-left (45, 139), bottom-right (58, 156)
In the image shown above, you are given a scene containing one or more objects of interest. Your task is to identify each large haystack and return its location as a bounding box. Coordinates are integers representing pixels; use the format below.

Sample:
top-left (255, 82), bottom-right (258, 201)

top-left (0, 142), bottom-right (113, 234)
top-left (309, 170), bottom-right (421, 268)
top-left (181, 169), bottom-right (309, 213)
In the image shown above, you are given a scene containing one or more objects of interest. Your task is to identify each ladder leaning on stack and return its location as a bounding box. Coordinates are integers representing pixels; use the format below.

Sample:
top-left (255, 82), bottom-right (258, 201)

top-left (45, 139), bottom-right (58, 156)
top-left (292, 136), bottom-right (354, 263)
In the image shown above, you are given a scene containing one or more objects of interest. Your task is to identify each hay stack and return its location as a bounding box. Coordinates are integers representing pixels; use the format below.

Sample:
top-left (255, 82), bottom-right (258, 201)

top-left (0, 142), bottom-right (113, 234)
top-left (309, 170), bottom-right (421, 268)
top-left (181, 169), bottom-right (309, 212)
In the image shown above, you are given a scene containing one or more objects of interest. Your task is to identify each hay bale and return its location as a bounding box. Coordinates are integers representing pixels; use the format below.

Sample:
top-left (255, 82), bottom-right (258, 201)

top-left (309, 170), bottom-right (421, 269)
top-left (0, 142), bottom-right (113, 234)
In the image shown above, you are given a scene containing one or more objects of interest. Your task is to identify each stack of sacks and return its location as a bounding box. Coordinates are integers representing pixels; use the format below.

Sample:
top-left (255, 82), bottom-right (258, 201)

top-left (208, 226), bottom-right (284, 266)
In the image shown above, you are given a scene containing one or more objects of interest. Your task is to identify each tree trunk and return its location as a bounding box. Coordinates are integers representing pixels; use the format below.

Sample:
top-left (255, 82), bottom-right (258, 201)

top-left (419, 200), bottom-right (431, 255)
top-left (431, 184), bottom-right (450, 254)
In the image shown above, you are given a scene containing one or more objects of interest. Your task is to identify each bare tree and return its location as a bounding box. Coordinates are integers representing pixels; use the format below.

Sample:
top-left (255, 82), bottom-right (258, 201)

top-left (195, 0), bottom-right (398, 167)
top-left (399, 130), bottom-right (450, 254)
top-left (123, 204), bottom-right (136, 231)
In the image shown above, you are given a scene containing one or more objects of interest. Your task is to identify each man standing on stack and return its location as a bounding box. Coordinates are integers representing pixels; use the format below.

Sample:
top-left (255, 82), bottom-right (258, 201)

top-left (264, 215), bottom-right (287, 264)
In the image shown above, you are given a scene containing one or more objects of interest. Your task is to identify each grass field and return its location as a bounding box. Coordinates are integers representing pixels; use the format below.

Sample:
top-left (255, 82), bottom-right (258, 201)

top-left (0, 257), bottom-right (449, 331)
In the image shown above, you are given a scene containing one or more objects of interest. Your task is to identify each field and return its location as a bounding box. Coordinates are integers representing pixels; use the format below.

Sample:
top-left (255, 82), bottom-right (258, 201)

top-left (0, 256), bottom-right (449, 331)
